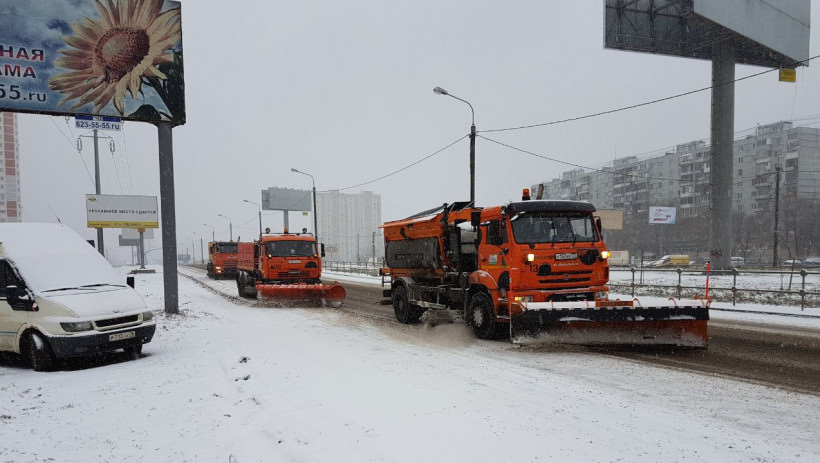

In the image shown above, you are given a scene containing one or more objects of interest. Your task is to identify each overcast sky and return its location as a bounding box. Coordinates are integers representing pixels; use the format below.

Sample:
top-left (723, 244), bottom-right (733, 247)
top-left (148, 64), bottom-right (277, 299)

top-left (15, 0), bottom-right (820, 257)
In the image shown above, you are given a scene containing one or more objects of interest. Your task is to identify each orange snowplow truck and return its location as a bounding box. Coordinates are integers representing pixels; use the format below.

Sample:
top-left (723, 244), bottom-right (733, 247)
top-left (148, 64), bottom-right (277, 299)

top-left (380, 193), bottom-right (709, 347)
top-left (235, 232), bottom-right (345, 307)
top-left (206, 241), bottom-right (238, 279)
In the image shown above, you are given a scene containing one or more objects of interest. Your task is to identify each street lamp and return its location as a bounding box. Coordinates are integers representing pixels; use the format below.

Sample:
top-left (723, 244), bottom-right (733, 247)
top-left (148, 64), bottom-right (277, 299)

top-left (243, 199), bottom-right (263, 240)
top-left (192, 232), bottom-right (205, 264)
top-left (434, 86), bottom-right (476, 205)
top-left (217, 214), bottom-right (233, 241)
top-left (291, 168), bottom-right (319, 244)
top-left (203, 223), bottom-right (215, 242)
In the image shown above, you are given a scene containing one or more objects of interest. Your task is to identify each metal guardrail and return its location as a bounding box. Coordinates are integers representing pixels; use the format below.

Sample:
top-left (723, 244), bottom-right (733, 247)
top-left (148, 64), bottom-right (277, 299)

top-left (324, 261), bottom-right (383, 277)
top-left (326, 261), bottom-right (820, 310)
top-left (610, 267), bottom-right (820, 310)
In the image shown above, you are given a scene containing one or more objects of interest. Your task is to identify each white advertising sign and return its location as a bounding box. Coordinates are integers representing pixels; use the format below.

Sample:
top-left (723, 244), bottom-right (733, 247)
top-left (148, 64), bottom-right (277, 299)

top-left (86, 194), bottom-right (159, 229)
top-left (649, 206), bottom-right (676, 225)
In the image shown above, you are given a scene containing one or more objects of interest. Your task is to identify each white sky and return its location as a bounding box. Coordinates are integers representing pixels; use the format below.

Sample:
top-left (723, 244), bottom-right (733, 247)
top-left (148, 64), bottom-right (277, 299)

top-left (14, 1), bottom-right (820, 258)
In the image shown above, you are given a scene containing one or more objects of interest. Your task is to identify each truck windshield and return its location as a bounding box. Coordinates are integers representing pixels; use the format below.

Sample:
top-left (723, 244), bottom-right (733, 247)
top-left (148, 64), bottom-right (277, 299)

top-left (510, 212), bottom-right (599, 244)
top-left (265, 240), bottom-right (317, 257)
top-left (215, 243), bottom-right (238, 253)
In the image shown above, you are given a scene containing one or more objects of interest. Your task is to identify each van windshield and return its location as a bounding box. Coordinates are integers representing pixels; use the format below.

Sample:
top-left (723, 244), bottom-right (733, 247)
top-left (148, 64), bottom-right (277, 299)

top-left (265, 240), bottom-right (317, 257)
top-left (510, 212), bottom-right (599, 244)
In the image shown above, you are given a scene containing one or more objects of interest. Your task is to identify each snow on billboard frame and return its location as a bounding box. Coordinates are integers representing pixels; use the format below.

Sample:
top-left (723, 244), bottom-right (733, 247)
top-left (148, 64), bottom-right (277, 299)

top-left (0, 0), bottom-right (185, 126)
top-left (603, 0), bottom-right (810, 69)
top-left (87, 194), bottom-right (159, 229)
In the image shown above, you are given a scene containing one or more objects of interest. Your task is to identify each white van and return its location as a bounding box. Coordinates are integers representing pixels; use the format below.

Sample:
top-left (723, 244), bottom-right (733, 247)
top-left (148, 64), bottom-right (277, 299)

top-left (0, 223), bottom-right (155, 371)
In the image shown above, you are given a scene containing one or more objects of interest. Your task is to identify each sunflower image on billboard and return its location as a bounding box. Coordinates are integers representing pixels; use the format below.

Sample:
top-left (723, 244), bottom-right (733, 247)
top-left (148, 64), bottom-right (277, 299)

top-left (0, 0), bottom-right (184, 126)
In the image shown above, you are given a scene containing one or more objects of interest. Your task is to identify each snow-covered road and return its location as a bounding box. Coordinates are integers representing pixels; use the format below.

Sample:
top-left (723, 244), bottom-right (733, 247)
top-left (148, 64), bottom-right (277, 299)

top-left (1, 267), bottom-right (818, 462)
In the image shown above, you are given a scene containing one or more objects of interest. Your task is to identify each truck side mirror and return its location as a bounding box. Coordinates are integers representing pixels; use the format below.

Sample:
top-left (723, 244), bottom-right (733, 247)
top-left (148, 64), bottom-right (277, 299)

top-left (126, 276), bottom-right (135, 288)
top-left (320, 243), bottom-right (326, 258)
top-left (596, 217), bottom-right (603, 233)
top-left (470, 211), bottom-right (481, 227)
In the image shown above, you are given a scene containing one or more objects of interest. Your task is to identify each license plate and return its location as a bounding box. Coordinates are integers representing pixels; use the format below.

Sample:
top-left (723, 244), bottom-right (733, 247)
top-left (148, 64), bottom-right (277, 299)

top-left (555, 253), bottom-right (577, 260)
top-left (288, 259), bottom-right (301, 264)
top-left (109, 331), bottom-right (135, 342)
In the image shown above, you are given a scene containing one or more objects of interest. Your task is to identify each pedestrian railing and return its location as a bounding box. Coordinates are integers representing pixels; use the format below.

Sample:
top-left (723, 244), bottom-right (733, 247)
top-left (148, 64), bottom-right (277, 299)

top-left (610, 267), bottom-right (820, 310)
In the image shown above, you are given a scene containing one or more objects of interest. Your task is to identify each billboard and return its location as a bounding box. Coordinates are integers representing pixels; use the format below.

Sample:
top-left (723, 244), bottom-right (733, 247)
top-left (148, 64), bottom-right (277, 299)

top-left (693, 0), bottom-right (810, 65)
top-left (649, 206), bottom-right (676, 225)
top-left (262, 187), bottom-right (313, 212)
top-left (604, 0), bottom-right (810, 69)
top-left (0, 0), bottom-right (185, 125)
top-left (86, 194), bottom-right (159, 228)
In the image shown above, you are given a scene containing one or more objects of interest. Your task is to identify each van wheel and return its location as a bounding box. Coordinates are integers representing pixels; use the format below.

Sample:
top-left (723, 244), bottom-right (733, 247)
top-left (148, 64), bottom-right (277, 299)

top-left (469, 292), bottom-right (502, 340)
top-left (25, 332), bottom-right (55, 372)
top-left (392, 285), bottom-right (422, 324)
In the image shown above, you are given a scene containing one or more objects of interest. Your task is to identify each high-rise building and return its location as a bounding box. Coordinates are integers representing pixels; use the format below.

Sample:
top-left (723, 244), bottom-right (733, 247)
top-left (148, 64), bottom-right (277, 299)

top-left (1, 112), bottom-right (21, 222)
top-left (316, 190), bottom-right (382, 262)
top-left (534, 121), bottom-right (820, 218)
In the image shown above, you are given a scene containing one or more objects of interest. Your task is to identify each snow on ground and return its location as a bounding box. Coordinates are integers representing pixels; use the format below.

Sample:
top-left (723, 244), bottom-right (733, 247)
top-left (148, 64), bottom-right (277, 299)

top-left (1, 267), bottom-right (819, 463)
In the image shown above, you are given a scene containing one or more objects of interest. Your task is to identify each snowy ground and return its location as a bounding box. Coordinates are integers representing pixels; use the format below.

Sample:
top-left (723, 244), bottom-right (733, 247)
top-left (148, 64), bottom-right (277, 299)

top-left (1, 267), bottom-right (819, 463)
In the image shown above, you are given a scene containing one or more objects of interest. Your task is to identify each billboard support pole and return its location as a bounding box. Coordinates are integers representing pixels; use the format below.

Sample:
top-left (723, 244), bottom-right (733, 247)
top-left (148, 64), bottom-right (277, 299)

top-left (709, 41), bottom-right (735, 270)
top-left (139, 231), bottom-right (146, 269)
top-left (93, 129), bottom-right (105, 256)
top-left (158, 122), bottom-right (178, 314)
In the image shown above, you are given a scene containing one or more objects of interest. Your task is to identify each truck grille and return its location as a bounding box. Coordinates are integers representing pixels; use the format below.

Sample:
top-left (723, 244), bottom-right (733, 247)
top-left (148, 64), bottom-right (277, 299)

top-left (538, 270), bottom-right (594, 285)
top-left (276, 271), bottom-right (311, 279)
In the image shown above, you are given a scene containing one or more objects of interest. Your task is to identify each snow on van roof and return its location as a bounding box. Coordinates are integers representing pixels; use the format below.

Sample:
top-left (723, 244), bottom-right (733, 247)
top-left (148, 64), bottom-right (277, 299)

top-left (0, 222), bottom-right (123, 292)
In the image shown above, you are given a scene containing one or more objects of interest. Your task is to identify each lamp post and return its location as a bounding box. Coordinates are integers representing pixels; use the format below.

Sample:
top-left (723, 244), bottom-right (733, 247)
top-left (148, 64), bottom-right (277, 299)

top-left (192, 232), bottom-right (204, 264)
top-left (434, 86), bottom-right (476, 205)
top-left (243, 199), bottom-right (263, 240)
top-left (291, 168), bottom-right (318, 244)
top-left (217, 214), bottom-right (233, 241)
top-left (203, 223), bottom-right (215, 242)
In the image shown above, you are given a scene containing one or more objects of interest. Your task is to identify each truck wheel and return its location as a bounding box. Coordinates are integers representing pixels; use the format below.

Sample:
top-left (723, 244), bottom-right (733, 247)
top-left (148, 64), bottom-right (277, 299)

top-left (206, 263), bottom-right (214, 278)
top-left (469, 292), bottom-right (500, 340)
top-left (392, 285), bottom-right (422, 324)
top-left (24, 332), bottom-right (56, 372)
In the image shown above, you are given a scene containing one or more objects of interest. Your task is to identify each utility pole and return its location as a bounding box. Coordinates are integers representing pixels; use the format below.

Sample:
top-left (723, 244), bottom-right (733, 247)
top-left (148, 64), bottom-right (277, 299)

top-left (773, 166), bottom-right (781, 267)
top-left (93, 129), bottom-right (105, 256)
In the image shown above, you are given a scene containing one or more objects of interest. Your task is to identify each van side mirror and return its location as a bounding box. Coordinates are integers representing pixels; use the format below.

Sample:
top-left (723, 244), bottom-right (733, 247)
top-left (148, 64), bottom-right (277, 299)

top-left (6, 285), bottom-right (36, 311)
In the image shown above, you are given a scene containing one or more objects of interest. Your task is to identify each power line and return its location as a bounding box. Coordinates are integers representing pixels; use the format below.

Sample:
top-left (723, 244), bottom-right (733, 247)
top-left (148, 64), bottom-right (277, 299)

top-left (49, 117), bottom-right (95, 187)
top-left (481, 54), bottom-right (820, 134)
top-left (333, 134), bottom-right (468, 192)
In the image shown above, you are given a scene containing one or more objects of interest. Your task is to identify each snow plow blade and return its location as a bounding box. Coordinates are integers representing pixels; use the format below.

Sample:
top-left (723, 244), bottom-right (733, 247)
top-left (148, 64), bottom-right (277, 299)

top-left (256, 281), bottom-right (346, 307)
top-left (510, 297), bottom-right (709, 348)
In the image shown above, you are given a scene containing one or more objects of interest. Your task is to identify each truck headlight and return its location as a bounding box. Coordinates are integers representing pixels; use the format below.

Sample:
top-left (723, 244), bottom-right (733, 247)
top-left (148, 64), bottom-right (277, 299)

top-left (526, 253), bottom-right (535, 262)
top-left (600, 251), bottom-right (610, 259)
top-left (60, 321), bottom-right (93, 332)
top-left (594, 291), bottom-right (609, 300)
top-left (143, 311), bottom-right (154, 321)
top-left (514, 295), bottom-right (534, 303)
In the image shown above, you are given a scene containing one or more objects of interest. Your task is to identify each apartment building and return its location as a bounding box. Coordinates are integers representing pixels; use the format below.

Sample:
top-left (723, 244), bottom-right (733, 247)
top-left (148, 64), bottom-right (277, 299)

top-left (534, 121), bottom-right (820, 219)
top-left (1, 112), bottom-right (21, 222)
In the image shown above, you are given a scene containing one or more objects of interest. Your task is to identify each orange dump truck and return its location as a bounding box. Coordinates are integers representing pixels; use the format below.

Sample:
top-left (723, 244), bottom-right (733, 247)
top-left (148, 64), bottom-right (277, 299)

top-left (235, 232), bottom-right (345, 307)
top-left (380, 193), bottom-right (709, 347)
top-left (206, 241), bottom-right (238, 279)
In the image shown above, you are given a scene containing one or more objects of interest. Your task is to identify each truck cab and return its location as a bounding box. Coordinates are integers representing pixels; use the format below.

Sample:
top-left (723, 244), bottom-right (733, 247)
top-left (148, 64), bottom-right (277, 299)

top-left (206, 241), bottom-right (238, 279)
